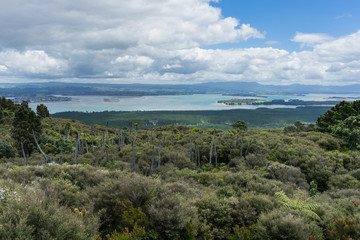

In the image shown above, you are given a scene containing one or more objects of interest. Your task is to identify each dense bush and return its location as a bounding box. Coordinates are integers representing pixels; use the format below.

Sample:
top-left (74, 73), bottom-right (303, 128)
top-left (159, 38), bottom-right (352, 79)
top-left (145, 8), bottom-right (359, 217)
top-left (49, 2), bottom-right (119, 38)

top-left (0, 141), bottom-right (15, 158)
top-left (256, 210), bottom-right (311, 240)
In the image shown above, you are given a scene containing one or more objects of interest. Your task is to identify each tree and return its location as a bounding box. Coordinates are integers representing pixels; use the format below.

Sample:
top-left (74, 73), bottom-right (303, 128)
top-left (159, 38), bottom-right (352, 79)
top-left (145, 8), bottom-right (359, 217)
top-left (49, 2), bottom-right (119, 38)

top-left (36, 104), bottom-right (50, 119)
top-left (317, 100), bottom-right (359, 132)
top-left (11, 102), bottom-right (42, 161)
top-left (332, 116), bottom-right (360, 149)
top-left (232, 120), bottom-right (247, 131)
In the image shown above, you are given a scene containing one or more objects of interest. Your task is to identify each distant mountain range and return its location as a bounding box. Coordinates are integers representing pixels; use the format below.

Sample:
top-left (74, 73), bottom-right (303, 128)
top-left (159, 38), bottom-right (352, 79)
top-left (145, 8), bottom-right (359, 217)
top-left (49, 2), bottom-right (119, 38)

top-left (0, 81), bottom-right (359, 96)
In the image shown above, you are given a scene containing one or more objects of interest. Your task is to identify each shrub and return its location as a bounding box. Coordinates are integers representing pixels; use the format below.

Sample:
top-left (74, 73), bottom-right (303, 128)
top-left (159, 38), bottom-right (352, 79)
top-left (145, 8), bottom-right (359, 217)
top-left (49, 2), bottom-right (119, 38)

top-left (0, 183), bottom-right (99, 239)
top-left (196, 195), bottom-right (233, 239)
top-left (327, 216), bottom-right (360, 240)
top-left (256, 210), bottom-right (311, 240)
top-left (0, 142), bottom-right (15, 159)
top-left (266, 162), bottom-right (308, 189)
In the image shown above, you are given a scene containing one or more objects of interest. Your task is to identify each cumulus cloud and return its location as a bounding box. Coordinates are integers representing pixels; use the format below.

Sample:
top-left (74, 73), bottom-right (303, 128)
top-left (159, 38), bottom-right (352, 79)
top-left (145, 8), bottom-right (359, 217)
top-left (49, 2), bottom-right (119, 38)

top-left (291, 32), bottom-right (334, 47)
top-left (0, 0), bottom-right (359, 85)
top-left (0, 50), bottom-right (67, 76)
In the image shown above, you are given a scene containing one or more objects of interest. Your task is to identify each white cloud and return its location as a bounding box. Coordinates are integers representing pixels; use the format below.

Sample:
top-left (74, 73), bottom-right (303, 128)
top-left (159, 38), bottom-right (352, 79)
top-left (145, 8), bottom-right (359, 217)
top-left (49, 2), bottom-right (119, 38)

top-left (0, 65), bottom-right (7, 72)
top-left (0, 1), bottom-right (359, 86)
top-left (291, 32), bottom-right (334, 47)
top-left (0, 50), bottom-right (67, 76)
top-left (265, 41), bottom-right (279, 45)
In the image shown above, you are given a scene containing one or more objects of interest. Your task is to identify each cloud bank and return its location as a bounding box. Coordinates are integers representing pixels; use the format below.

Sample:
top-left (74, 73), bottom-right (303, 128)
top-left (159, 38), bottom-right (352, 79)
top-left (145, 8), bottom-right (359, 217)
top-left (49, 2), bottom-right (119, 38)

top-left (0, 0), bottom-right (359, 85)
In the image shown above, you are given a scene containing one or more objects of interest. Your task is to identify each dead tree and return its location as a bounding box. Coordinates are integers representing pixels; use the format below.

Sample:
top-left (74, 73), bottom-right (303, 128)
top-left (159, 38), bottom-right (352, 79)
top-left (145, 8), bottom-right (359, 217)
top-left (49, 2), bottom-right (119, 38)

top-left (171, 126), bottom-right (174, 142)
top-left (101, 135), bottom-right (105, 159)
top-left (240, 136), bottom-right (244, 159)
top-left (32, 129), bottom-right (48, 163)
top-left (134, 129), bottom-right (138, 143)
top-left (150, 145), bottom-right (155, 175)
top-left (158, 139), bottom-right (161, 167)
top-left (150, 128), bottom-right (153, 144)
top-left (91, 134), bottom-right (94, 153)
top-left (118, 129), bottom-right (122, 151)
top-left (74, 134), bottom-right (79, 165)
top-left (209, 136), bottom-right (214, 168)
top-left (105, 122), bottom-right (109, 139)
top-left (162, 135), bottom-right (166, 147)
top-left (21, 142), bottom-right (29, 165)
top-left (244, 139), bottom-right (252, 159)
top-left (197, 143), bottom-right (201, 168)
top-left (59, 141), bottom-right (63, 165)
top-left (214, 140), bottom-right (218, 168)
top-left (132, 140), bottom-right (135, 169)
top-left (189, 139), bottom-right (193, 162)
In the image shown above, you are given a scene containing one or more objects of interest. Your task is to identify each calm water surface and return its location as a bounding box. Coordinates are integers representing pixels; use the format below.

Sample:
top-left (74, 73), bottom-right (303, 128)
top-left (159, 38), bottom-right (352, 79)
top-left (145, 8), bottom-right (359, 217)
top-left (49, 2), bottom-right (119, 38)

top-left (27, 94), bottom-right (359, 114)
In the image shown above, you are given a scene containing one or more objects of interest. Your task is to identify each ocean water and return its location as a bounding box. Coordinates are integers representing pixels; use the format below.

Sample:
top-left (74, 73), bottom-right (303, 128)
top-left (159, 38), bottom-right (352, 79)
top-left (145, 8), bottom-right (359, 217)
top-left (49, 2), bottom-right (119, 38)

top-left (27, 93), bottom-right (359, 114)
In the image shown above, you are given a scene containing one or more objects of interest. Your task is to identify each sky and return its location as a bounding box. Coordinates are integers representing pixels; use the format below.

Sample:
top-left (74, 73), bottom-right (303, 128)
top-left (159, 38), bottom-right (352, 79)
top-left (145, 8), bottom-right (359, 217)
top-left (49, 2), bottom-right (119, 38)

top-left (0, 0), bottom-right (359, 86)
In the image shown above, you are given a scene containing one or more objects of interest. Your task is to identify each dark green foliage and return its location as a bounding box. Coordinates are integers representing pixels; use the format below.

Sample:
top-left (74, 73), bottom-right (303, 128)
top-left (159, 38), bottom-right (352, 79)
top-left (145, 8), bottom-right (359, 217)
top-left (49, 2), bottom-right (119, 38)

top-left (317, 101), bottom-right (358, 132)
top-left (53, 106), bottom-right (331, 129)
top-left (232, 120), bottom-right (247, 131)
top-left (332, 116), bottom-right (360, 149)
top-left (11, 101), bottom-right (42, 156)
top-left (0, 141), bottom-right (15, 158)
top-left (229, 225), bottom-right (256, 240)
top-left (36, 104), bottom-right (50, 119)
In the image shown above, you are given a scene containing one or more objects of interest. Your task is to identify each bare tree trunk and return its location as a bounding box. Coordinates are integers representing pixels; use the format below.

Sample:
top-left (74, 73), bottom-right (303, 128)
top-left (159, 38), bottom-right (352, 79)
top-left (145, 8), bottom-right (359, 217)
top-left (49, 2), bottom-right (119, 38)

top-left (162, 135), bottom-right (166, 147)
top-left (150, 128), bottom-right (153, 144)
top-left (74, 135), bottom-right (79, 165)
top-left (171, 126), bottom-right (174, 142)
top-left (189, 139), bottom-right (192, 162)
top-left (21, 142), bottom-right (28, 165)
top-left (118, 129), bottom-right (121, 151)
top-left (209, 136), bottom-right (214, 168)
top-left (91, 134), bottom-right (94, 153)
top-left (240, 136), bottom-right (244, 159)
top-left (150, 145), bottom-right (155, 176)
top-left (134, 129), bottom-right (138, 143)
top-left (214, 140), bottom-right (218, 168)
top-left (132, 140), bottom-right (135, 169)
top-left (32, 129), bottom-right (48, 163)
top-left (105, 122), bottom-right (109, 139)
top-left (244, 140), bottom-right (251, 159)
top-left (158, 139), bottom-right (161, 167)
top-left (197, 143), bottom-right (201, 168)
top-left (85, 140), bottom-right (89, 153)
top-left (59, 141), bottom-right (63, 165)
top-left (101, 136), bottom-right (105, 159)
top-left (194, 141), bottom-right (198, 169)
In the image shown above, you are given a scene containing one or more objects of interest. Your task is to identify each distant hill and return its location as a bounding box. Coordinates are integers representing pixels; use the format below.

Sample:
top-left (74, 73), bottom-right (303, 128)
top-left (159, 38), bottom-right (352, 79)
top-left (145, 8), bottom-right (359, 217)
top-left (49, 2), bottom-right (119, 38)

top-left (0, 81), bottom-right (359, 96)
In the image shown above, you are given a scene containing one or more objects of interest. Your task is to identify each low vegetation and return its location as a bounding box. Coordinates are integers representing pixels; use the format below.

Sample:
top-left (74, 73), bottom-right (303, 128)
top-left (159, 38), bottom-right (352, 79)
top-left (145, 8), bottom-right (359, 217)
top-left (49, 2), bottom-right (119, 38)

top-left (0, 97), bottom-right (360, 239)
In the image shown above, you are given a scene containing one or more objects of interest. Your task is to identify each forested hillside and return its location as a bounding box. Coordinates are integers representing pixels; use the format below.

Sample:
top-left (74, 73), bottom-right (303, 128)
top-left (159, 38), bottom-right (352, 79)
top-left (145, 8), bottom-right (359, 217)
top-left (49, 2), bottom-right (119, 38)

top-left (0, 97), bottom-right (360, 239)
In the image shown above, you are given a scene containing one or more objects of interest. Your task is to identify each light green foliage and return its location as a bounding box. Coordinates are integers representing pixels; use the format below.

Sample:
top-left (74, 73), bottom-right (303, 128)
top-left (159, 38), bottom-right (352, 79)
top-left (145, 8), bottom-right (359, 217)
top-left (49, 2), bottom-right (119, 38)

top-left (274, 190), bottom-right (320, 221)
